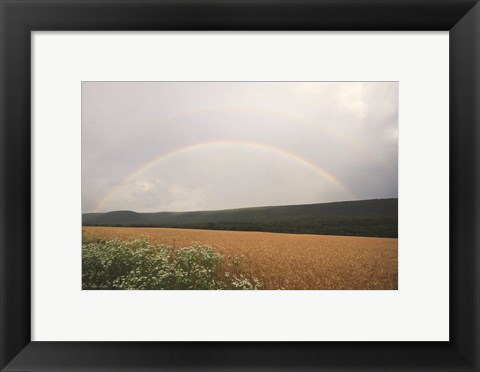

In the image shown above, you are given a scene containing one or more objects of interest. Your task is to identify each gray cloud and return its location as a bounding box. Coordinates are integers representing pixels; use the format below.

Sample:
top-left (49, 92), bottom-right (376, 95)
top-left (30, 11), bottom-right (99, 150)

top-left (82, 82), bottom-right (398, 213)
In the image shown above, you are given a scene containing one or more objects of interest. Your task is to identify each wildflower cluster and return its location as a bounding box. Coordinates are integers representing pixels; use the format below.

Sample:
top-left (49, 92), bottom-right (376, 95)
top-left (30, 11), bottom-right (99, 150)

top-left (82, 236), bottom-right (262, 290)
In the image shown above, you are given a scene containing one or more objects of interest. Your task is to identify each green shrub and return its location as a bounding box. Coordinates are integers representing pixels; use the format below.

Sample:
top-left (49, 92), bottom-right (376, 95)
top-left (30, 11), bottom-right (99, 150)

top-left (82, 236), bottom-right (262, 290)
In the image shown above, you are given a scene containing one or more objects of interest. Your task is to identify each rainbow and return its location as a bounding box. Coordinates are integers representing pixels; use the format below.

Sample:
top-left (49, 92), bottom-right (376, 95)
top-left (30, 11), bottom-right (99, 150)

top-left (94, 140), bottom-right (357, 212)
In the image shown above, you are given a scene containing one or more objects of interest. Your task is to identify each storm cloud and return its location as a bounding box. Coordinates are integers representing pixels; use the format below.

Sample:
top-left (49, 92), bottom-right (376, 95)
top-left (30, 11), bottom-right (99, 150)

top-left (82, 82), bottom-right (398, 213)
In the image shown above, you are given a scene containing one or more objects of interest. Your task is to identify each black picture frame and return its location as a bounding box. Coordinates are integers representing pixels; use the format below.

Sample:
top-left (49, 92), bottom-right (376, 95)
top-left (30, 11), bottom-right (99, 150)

top-left (1, 0), bottom-right (479, 371)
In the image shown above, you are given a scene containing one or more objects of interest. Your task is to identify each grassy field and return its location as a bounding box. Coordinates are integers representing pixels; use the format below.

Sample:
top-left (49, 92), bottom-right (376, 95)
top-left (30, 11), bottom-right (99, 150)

top-left (83, 226), bottom-right (398, 290)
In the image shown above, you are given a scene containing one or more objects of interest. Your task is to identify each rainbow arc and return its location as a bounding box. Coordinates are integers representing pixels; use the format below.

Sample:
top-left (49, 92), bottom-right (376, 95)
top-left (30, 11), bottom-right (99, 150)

top-left (95, 140), bottom-right (357, 212)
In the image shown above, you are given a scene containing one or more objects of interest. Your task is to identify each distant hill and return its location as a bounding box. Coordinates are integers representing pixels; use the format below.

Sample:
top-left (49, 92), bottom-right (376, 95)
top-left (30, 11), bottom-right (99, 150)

top-left (83, 198), bottom-right (398, 238)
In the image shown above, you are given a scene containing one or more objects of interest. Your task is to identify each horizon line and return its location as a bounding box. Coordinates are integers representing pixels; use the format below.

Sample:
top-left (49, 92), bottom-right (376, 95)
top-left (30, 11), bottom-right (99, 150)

top-left (83, 197), bottom-right (398, 215)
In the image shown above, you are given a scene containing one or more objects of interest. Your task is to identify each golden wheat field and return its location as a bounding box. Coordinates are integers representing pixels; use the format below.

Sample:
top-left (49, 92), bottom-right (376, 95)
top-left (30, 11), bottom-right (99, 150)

top-left (83, 226), bottom-right (397, 290)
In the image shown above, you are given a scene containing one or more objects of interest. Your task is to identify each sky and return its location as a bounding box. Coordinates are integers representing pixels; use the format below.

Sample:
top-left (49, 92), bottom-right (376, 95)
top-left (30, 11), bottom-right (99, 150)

top-left (82, 82), bottom-right (398, 213)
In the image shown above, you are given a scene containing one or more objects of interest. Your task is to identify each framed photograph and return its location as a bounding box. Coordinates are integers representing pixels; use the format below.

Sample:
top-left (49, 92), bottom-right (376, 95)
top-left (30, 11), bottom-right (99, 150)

top-left (1, 0), bottom-right (479, 371)
top-left (81, 80), bottom-right (399, 291)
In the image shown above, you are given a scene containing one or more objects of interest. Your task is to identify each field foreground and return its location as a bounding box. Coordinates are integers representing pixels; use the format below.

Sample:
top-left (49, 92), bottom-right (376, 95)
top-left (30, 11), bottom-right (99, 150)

top-left (83, 226), bottom-right (398, 290)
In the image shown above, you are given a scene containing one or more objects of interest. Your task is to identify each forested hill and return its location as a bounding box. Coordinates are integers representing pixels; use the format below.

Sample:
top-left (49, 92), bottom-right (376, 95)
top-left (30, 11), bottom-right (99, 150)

top-left (83, 198), bottom-right (398, 238)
